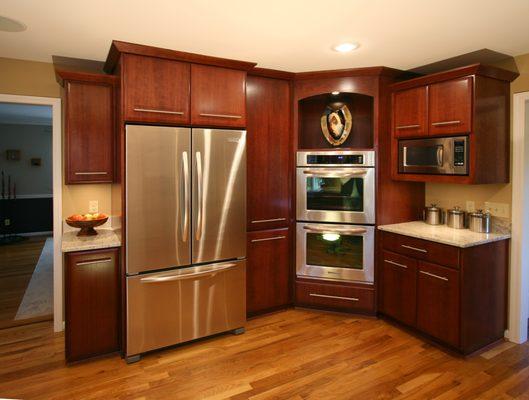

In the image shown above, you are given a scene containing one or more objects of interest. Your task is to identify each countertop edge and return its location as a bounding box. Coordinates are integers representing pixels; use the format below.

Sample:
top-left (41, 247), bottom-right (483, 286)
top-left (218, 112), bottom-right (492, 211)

top-left (61, 229), bottom-right (122, 253)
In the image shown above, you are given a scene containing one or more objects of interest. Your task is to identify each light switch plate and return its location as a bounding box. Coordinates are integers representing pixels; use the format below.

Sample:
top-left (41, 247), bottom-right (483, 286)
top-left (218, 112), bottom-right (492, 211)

top-left (484, 202), bottom-right (509, 218)
top-left (466, 201), bottom-right (476, 212)
top-left (89, 200), bottom-right (99, 213)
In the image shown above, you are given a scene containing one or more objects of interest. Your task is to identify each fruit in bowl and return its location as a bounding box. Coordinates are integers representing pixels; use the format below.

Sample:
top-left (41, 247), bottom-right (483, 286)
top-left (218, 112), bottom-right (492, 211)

top-left (66, 213), bottom-right (109, 236)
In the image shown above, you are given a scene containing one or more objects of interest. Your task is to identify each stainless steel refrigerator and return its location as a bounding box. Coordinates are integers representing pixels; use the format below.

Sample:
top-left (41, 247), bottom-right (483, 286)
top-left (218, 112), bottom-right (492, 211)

top-left (125, 125), bottom-right (246, 362)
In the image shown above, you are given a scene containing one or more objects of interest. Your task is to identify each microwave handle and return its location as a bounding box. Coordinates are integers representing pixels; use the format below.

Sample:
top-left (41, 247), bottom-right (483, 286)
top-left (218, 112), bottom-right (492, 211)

top-left (436, 146), bottom-right (444, 166)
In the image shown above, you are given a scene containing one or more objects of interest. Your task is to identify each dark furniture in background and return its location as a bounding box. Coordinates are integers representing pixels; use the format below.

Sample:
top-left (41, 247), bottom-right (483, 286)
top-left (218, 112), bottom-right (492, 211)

top-left (0, 198), bottom-right (52, 234)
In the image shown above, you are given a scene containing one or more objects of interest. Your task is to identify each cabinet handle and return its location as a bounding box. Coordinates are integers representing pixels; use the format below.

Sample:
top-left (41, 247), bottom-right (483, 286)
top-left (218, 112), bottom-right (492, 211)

top-left (309, 293), bottom-right (359, 302)
top-left (251, 235), bottom-right (286, 243)
top-left (134, 108), bottom-right (184, 115)
top-left (76, 258), bottom-right (112, 266)
top-left (396, 124), bottom-right (421, 130)
top-left (431, 120), bottom-right (461, 126)
top-left (74, 172), bottom-right (108, 175)
top-left (384, 259), bottom-right (408, 269)
top-left (199, 113), bottom-right (242, 119)
top-left (401, 244), bottom-right (428, 253)
top-left (419, 270), bottom-right (449, 282)
top-left (251, 217), bottom-right (286, 224)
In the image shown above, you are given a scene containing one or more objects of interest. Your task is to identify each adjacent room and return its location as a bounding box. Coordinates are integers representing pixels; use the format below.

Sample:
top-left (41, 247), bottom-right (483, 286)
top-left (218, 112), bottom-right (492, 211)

top-left (1, 1), bottom-right (529, 399)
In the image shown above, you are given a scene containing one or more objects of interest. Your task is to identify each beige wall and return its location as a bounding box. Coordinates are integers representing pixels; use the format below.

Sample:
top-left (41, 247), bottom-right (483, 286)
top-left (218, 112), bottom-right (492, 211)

top-left (0, 57), bottom-right (113, 218)
top-left (425, 52), bottom-right (529, 217)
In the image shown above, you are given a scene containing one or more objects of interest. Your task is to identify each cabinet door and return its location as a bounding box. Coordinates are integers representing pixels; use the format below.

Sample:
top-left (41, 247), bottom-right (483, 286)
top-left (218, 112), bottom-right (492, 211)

top-left (247, 228), bottom-right (291, 315)
top-left (65, 248), bottom-right (119, 362)
top-left (246, 76), bottom-right (290, 231)
top-left (393, 86), bottom-right (427, 138)
top-left (123, 54), bottom-right (190, 124)
top-left (428, 77), bottom-right (472, 136)
top-left (417, 261), bottom-right (460, 347)
top-left (191, 64), bottom-right (246, 128)
top-left (65, 81), bottom-right (114, 184)
top-left (381, 251), bottom-right (417, 326)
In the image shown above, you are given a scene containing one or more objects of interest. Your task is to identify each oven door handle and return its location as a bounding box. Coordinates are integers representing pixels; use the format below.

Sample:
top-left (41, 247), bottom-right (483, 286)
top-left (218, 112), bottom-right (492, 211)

top-left (303, 226), bottom-right (367, 235)
top-left (302, 169), bottom-right (368, 178)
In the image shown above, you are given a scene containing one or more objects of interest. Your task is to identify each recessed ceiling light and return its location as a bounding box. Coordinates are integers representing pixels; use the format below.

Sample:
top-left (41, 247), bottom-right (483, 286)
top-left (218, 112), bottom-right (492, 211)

top-left (333, 42), bottom-right (359, 53)
top-left (0, 16), bottom-right (26, 32)
top-left (331, 91), bottom-right (340, 95)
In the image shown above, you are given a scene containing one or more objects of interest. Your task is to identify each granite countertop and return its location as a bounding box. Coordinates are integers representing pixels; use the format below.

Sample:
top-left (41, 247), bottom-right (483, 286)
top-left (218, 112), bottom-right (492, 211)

top-left (61, 228), bottom-right (122, 253)
top-left (377, 221), bottom-right (510, 248)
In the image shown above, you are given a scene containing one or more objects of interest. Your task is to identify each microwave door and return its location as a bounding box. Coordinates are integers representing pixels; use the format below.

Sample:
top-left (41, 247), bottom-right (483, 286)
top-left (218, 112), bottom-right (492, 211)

top-left (400, 142), bottom-right (445, 174)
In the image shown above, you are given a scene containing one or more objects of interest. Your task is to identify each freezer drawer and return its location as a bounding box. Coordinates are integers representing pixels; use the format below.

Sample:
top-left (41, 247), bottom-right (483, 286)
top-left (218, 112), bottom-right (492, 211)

top-left (126, 260), bottom-right (246, 357)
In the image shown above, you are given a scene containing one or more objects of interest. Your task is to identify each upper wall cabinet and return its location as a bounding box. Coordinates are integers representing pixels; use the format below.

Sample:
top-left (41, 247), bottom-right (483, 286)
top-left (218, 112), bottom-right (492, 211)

top-left (393, 86), bottom-right (427, 138)
top-left (122, 54), bottom-right (190, 125)
top-left (191, 64), bottom-right (247, 128)
top-left (56, 70), bottom-right (116, 184)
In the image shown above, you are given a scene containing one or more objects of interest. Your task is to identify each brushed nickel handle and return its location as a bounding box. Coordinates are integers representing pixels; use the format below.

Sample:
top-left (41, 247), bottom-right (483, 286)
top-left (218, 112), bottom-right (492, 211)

top-left (420, 270), bottom-right (448, 282)
top-left (303, 169), bottom-right (368, 177)
top-left (181, 151), bottom-right (189, 242)
top-left (76, 258), bottom-right (112, 266)
top-left (195, 151), bottom-right (203, 241)
top-left (251, 217), bottom-right (286, 224)
top-left (251, 235), bottom-right (286, 243)
top-left (401, 244), bottom-right (428, 253)
top-left (431, 120), bottom-right (461, 126)
top-left (396, 124), bottom-right (421, 130)
top-left (199, 113), bottom-right (242, 119)
top-left (436, 146), bottom-right (444, 166)
top-left (384, 259), bottom-right (408, 269)
top-left (74, 172), bottom-right (108, 175)
top-left (303, 226), bottom-right (367, 235)
top-left (134, 108), bottom-right (184, 115)
top-left (309, 293), bottom-right (359, 302)
top-left (141, 263), bottom-right (237, 283)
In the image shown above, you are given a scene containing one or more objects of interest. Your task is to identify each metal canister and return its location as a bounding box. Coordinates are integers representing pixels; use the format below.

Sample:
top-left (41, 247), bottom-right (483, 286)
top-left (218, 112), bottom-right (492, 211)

top-left (423, 204), bottom-right (444, 225)
top-left (468, 210), bottom-right (491, 233)
top-left (446, 206), bottom-right (466, 229)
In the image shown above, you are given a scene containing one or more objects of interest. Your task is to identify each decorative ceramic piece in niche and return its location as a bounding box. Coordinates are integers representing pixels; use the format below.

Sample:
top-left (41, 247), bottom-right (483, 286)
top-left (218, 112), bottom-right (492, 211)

top-left (320, 103), bottom-right (352, 146)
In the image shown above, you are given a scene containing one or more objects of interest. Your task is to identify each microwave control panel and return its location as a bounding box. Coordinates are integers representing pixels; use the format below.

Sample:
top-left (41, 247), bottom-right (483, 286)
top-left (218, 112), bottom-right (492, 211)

top-left (453, 140), bottom-right (466, 166)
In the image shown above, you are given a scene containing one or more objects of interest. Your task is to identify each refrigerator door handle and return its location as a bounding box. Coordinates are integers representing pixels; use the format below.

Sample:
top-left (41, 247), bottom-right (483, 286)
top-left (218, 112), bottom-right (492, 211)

top-left (195, 151), bottom-right (203, 241)
top-left (181, 151), bottom-right (189, 242)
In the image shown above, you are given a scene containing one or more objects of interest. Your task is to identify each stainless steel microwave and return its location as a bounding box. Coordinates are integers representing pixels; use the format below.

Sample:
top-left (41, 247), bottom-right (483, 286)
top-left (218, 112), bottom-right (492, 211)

top-left (398, 136), bottom-right (468, 175)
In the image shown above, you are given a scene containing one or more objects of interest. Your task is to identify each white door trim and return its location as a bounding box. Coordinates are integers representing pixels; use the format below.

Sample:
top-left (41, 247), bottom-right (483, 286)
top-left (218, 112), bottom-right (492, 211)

top-left (508, 91), bottom-right (529, 344)
top-left (0, 93), bottom-right (63, 332)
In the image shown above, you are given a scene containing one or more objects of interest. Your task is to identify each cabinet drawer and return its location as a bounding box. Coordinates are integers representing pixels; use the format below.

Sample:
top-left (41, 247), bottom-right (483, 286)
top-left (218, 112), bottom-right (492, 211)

top-left (382, 231), bottom-right (460, 269)
top-left (296, 280), bottom-right (374, 313)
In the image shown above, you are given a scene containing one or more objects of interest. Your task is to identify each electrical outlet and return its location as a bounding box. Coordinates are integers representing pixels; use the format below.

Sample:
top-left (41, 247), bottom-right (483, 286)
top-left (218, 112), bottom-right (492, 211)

top-left (484, 202), bottom-right (510, 218)
top-left (89, 200), bottom-right (99, 213)
top-left (4, 219), bottom-right (10, 226)
top-left (466, 201), bottom-right (475, 212)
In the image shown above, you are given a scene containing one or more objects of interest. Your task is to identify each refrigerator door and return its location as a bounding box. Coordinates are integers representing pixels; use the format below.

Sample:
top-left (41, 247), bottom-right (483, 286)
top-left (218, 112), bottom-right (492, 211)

top-left (126, 125), bottom-right (191, 275)
top-left (192, 129), bottom-right (246, 264)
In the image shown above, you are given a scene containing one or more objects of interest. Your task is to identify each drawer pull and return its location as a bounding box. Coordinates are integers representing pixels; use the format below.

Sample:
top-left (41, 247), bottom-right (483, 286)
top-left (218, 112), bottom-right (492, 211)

top-left (76, 258), bottom-right (112, 266)
top-left (431, 120), bottom-right (461, 127)
top-left (251, 235), bottom-right (286, 243)
top-left (251, 218), bottom-right (286, 224)
top-left (199, 113), bottom-right (242, 119)
top-left (396, 124), bottom-right (420, 130)
top-left (75, 171), bottom-right (108, 175)
top-left (420, 270), bottom-right (448, 282)
top-left (401, 244), bottom-right (428, 253)
top-left (309, 293), bottom-right (359, 302)
top-left (134, 108), bottom-right (184, 115)
top-left (384, 259), bottom-right (408, 269)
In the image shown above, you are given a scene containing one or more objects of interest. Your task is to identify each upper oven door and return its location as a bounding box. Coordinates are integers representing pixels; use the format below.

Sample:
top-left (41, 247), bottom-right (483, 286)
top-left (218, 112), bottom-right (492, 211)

top-left (296, 167), bottom-right (375, 224)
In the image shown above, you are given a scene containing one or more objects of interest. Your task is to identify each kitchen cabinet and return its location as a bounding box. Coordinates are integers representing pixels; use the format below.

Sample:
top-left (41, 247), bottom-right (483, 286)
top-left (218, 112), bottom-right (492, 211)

top-left (65, 248), bottom-right (120, 362)
top-left (122, 54), bottom-right (190, 124)
top-left (393, 86), bottom-right (427, 138)
top-left (247, 228), bottom-right (291, 315)
top-left (191, 64), bottom-right (246, 128)
top-left (246, 75), bottom-right (290, 231)
top-left (379, 231), bottom-right (508, 354)
top-left (60, 75), bottom-right (115, 184)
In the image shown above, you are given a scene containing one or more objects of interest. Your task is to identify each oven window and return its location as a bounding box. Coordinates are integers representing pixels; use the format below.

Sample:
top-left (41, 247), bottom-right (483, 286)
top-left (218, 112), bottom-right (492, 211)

top-left (306, 233), bottom-right (363, 269)
top-left (306, 177), bottom-right (364, 212)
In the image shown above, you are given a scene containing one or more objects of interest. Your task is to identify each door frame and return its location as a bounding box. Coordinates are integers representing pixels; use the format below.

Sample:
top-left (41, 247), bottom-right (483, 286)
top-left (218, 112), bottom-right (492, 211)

top-left (509, 91), bottom-right (529, 344)
top-left (0, 93), bottom-right (63, 332)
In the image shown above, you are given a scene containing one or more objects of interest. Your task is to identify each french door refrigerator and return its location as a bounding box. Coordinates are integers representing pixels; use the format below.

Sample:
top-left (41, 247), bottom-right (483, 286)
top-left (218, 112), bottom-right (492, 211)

top-left (125, 125), bottom-right (246, 361)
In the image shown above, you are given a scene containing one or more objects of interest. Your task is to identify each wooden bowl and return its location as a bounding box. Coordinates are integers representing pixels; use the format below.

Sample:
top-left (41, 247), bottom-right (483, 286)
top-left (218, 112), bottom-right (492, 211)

top-left (65, 217), bottom-right (109, 236)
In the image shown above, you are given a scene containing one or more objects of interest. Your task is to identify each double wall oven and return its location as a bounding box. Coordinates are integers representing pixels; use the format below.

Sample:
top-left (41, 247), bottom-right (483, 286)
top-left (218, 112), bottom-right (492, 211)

top-left (296, 151), bottom-right (375, 283)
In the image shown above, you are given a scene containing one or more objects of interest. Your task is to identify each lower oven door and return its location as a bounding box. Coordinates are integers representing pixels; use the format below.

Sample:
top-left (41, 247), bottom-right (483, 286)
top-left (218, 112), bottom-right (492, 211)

top-left (296, 223), bottom-right (374, 283)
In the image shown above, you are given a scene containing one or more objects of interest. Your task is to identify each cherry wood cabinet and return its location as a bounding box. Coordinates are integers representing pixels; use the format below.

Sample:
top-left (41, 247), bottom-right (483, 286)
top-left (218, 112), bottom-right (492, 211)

top-left (122, 54), bottom-right (190, 124)
top-left (65, 248), bottom-right (120, 362)
top-left (379, 230), bottom-right (508, 354)
top-left (191, 64), bottom-right (246, 128)
top-left (393, 86), bottom-right (427, 138)
top-left (247, 228), bottom-right (291, 315)
top-left (246, 75), bottom-right (290, 231)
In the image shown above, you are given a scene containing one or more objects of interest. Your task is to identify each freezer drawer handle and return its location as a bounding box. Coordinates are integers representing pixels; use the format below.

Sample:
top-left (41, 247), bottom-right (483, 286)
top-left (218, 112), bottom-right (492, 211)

top-left (401, 244), bottom-right (428, 253)
top-left (251, 235), bottom-right (286, 243)
top-left (419, 270), bottom-right (449, 282)
top-left (133, 108), bottom-right (184, 115)
top-left (140, 263), bottom-right (237, 283)
top-left (199, 113), bottom-right (242, 119)
top-left (303, 226), bottom-right (367, 235)
top-left (76, 258), bottom-right (112, 266)
top-left (251, 217), bottom-right (286, 224)
top-left (384, 259), bottom-right (408, 269)
top-left (309, 293), bottom-right (359, 302)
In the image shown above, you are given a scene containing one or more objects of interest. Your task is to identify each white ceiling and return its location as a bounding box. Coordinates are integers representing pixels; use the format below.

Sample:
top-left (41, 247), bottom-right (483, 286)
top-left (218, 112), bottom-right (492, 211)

top-left (1, 0), bottom-right (529, 72)
top-left (0, 103), bottom-right (52, 126)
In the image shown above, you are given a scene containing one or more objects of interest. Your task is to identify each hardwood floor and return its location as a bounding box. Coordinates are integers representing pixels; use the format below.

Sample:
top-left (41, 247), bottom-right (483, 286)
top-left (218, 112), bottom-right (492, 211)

top-left (1, 309), bottom-right (528, 399)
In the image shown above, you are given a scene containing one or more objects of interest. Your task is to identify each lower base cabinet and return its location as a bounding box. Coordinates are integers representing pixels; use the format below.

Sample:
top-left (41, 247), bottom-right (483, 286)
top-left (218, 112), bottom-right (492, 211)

top-left (65, 247), bottom-right (120, 362)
